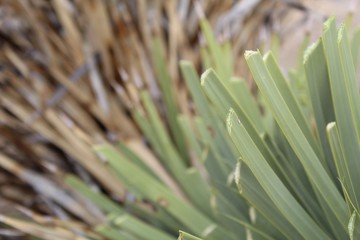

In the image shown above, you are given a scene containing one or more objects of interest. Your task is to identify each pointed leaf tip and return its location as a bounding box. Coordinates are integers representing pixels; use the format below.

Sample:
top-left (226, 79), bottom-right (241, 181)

top-left (326, 122), bottom-right (336, 131)
top-left (179, 60), bottom-right (191, 66)
top-left (303, 40), bottom-right (319, 64)
top-left (200, 68), bottom-right (214, 86)
top-left (323, 17), bottom-right (336, 31)
top-left (244, 50), bottom-right (258, 59)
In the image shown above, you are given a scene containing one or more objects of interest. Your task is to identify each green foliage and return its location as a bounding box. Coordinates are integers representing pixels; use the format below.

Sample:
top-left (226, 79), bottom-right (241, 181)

top-left (66, 18), bottom-right (360, 239)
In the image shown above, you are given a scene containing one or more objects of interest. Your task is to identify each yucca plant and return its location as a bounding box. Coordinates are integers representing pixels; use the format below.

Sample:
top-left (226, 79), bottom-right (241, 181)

top-left (1, 1), bottom-right (360, 240)
top-left (94, 18), bottom-right (360, 240)
top-left (68, 18), bottom-right (360, 240)
top-left (178, 17), bottom-right (360, 239)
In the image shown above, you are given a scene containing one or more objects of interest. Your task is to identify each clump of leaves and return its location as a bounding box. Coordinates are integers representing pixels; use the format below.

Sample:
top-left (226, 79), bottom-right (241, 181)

top-left (181, 17), bottom-right (360, 239)
top-left (1, 10), bottom-right (359, 240)
top-left (68, 18), bottom-right (360, 240)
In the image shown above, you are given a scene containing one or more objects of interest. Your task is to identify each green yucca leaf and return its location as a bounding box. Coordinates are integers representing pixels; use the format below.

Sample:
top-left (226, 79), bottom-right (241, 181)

top-left (180, 61), bottom-right (238, 165)
top-left (200, 19), bottom-right (231, 81)
top-left (94, 144), bottom-right (236, 239)
top-left (134, 109), bottom-right (165, 160)
top-left (304, 39), bottom-right (338, 182)
top-left (304, 40), bottom-right (350, 239)
top-left (264, 50), bottom-right (348, 238)
top-left (201, 69), bottom-right (312, 203)
top-left (200, 69), bottom-right (260, 135)
top-left (351, 26), bottom-right (360, 67)
top-left (223, 212), bottom-right (278, 240)
top-left (245, 50), bottom-right (349, 231)
top-left (200, 47), bottom-right (213, 71)
top-left (236, 163), bottom-right (302, 239)
top-left (337, 26), bottom-right (360, 136)
top-left (326, 122), bottom-right (353, 211)
top-left (180, 62), bottom-right (249, 236)
top-left (179, 61), bottom-right (213, 122)
top-left (261, 133), bottom-right (319, 212)
top-left (227, 108), bottom-right (330, 239)
top-left (263, 52), bottom-right (324, 162)
top-left (193, 117), bottom-right (232, 174)
top-left (117, 142), bottom-right (160, 179)
top-left (177, 115), bottom-right (203, 160)
top-left (221, 42), bottom-right (233, 79)
top-left (66, 175), bottom-right (175, 240)
top-left (111, 214), bottom-right (174, 240)
top-left (140, 91), bottom-right (212, 212)
top-left (228, 77), bottom-right (264, 134)
top-left (151, 38), bottom-right (188, 160)
top-left (65, 174), bottom-right (123, 215)
top-left (322, 18), bottom-right (360, 213)
top-left (270, 33), bottom-right (280, 60)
